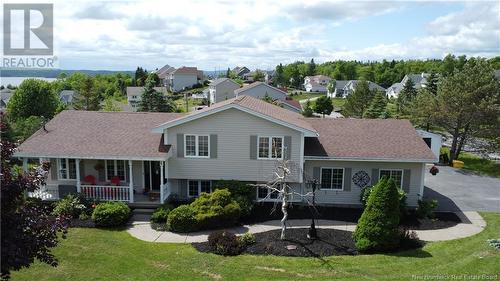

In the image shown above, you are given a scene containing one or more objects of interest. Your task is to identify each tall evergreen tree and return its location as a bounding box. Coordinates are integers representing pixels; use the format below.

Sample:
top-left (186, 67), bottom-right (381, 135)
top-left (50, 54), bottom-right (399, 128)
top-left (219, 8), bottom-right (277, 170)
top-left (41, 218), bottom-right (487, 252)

top-left (138, 74), bottom-right (176, 112)
top-left (426, 72), bottom-right (438, 95)
top-left (274, 63), bottom-right (285, 87)
top-left (73, 76), bottom-right (101, 111)
top-left (307, 58), bottom-right (316, 76)
top-left (343, 80), bottom-right (375, 118)
top-left (397, 78), bottom-right (417, 115)
top-left (302, 99), bottom-right (313, 117)
top-left (363, 91), bottom-right (387, 119)
top-left (226, 67), bottom-right (231, 78)
top-left (313, 95), bottom-right (333, 117)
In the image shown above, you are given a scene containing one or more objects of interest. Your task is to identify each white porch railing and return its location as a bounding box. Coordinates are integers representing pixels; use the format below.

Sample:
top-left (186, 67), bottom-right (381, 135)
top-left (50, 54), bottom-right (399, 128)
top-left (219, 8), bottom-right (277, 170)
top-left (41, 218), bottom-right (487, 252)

top-left (28, 184), bottom-right (59, 200)
top-left (81, 185), bottom-right (130, 202)
top-left (160, 182), bottom-right (170, 203)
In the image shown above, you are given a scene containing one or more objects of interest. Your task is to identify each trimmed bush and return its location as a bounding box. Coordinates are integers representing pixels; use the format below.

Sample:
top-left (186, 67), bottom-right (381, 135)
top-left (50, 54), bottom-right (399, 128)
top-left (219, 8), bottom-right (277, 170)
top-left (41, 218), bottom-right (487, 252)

top-left (353, 177), bottom-right (401, 252)
top-left (166, 205), bottom-right (196, 232)
top-left (52, 193), bottom-right (90, 218)
top-left (239, 232), bottom-right (256, 246)
top-left (91, 202), bottom-right (131, 227)
top-left (150, 203), bottom-right (173, 223)
top-left (208, 231), bottom-right (242, 256)
top-left (167, 189), bottom-right (241, 232)
top-left (416, 199), bottom-right (438, 219)
top-left (360, 184), bottom-right (408, 220)
top-left (213, 180), bottom-right (254, 217)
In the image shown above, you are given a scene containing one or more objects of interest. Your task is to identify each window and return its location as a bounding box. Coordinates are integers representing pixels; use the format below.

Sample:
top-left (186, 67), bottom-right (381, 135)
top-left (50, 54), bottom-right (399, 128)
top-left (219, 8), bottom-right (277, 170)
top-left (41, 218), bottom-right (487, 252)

top-left (188, 180), bottom-right (212, 197)
top-left (105, 160), bottom-right (126, 181)
top-left (258, 136), bottom-right (283, 159)
top-left (320, 168), bottom-right (344, 190)
top-left (257, 186), bottom-right (279, 200)
top-left (380, 169), bottom-right (403, 188)
top-left (185, 134), bottom-right (209, 158)
top-left (58, 159), bottom-right (77, 180)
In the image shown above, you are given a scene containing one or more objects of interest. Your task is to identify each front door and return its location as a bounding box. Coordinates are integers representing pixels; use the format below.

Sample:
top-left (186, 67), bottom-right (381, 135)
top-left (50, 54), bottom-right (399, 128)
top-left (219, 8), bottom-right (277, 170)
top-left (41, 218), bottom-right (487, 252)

top-left (143, 161), bottom-right (161, 192)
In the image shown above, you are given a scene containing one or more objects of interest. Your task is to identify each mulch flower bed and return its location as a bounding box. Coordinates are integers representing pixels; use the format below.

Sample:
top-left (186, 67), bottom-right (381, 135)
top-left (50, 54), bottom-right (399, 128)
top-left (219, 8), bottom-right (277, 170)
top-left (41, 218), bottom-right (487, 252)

top-left (193, 228), bottom-right (424, 257)
top-left (69, 218), bottom-right (95, 228)
top-left (401, 212), bottom-right (461, 230)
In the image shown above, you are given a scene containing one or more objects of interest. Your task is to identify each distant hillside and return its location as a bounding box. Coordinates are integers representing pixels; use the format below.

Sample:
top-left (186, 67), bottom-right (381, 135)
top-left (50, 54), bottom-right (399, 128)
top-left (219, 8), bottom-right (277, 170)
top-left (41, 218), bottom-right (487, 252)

top-left (0, 68), bottom-right (134, 78)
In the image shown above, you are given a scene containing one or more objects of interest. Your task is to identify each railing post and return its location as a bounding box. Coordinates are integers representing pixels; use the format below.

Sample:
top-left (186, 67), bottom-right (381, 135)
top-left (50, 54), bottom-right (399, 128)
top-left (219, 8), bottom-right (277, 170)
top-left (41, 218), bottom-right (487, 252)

top-left (129, 160), bottom-right (134, 203)
top-left (160, 161), bottom-right (164, 202)
top-left (76, 159), bottom-right (81, 193)
top-left (22, 158), bottom-right (28, 173)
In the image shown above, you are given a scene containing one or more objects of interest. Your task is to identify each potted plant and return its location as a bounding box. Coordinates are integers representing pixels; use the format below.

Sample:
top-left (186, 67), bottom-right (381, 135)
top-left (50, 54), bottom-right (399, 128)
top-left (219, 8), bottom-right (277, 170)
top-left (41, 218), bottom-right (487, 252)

top-left (430, 165), bottom-right (439, 176)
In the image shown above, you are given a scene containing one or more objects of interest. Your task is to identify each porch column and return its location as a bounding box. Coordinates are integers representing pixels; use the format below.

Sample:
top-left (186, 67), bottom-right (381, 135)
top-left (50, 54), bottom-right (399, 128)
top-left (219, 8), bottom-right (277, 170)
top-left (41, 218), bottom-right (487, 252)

top-left (76, 159), bottom-right (81, 193)
top-left (22, 158), bottom-right (28, 173)
top-left (160, 161), bottom-right (164, 202)
top-left (129, 160), bottom-right (134, 203)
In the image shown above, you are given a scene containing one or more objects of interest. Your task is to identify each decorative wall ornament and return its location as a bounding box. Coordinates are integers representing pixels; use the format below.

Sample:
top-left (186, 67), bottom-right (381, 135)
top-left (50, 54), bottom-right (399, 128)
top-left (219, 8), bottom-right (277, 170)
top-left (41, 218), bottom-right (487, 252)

top-left (352, 170), bottom-right (370, 188)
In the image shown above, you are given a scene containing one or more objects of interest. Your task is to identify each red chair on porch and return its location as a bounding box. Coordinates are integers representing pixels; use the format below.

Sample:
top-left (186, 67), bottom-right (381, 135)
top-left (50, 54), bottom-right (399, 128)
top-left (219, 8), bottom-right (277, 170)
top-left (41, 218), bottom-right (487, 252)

top-left (109, 176), bottom-right (121, 200)
top-left (82, 175), bottom-right (96, 197)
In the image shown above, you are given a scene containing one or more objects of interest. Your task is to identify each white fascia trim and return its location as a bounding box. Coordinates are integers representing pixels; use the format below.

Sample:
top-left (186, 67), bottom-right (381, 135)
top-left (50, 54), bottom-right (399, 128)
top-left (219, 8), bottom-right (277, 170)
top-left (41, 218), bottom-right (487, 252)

top-left (304, 156), bottom-right (435, 163)
top-left (14, 153), bottom-right (169, 161)
top-left (152, 103), bottom-right (318, 137)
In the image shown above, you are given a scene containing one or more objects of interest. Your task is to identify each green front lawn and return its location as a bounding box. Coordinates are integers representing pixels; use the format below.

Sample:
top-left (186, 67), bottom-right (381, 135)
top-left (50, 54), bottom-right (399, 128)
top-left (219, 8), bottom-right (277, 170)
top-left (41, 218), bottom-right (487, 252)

top-left (442, 147), bottom-right (500, 178)
top-left (290, 92), bottom-right (325, 101)
top-left (12, 213), bottom-right (500, 280)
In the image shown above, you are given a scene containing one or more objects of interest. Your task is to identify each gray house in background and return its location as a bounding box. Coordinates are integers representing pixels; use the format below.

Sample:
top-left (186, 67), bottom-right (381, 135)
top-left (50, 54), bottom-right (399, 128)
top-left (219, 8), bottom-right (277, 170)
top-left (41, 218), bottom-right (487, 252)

top-left (0, 89), bottom-right (13, 112)
top-left (328, 80), bottom-right (385, 98)
top-left (59, 90), bottom-right (76, 105)
top-left (235, 82), bottom-right (288, 101)
top-left (208, 78), bottom-right (240, 105)
top-left (127, 86), bottom-right (168, 111)
top-left (387, 73), bottom-right (429, 98)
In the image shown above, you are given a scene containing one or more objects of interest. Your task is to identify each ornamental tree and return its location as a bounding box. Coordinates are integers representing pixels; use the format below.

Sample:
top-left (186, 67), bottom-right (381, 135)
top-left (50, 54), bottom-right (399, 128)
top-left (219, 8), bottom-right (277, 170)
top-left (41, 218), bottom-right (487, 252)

top-left (0, 113), bottom-right (69, 280)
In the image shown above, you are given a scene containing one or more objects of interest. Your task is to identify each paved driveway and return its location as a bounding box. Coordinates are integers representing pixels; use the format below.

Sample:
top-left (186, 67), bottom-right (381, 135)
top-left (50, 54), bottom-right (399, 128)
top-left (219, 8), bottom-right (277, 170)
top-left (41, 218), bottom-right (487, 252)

top-left (424, 165), bottom-right (500, 212)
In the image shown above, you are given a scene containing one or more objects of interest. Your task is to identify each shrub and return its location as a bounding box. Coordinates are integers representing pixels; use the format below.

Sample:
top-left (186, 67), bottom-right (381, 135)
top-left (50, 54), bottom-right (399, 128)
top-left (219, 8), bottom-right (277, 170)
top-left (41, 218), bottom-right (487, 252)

top-left (487, 239), bottom-right (500, 250)
top-left (360, 184), bottom-right (408, 220)
top-left (399, 228), bottom-right (423, 249)
top-left (353, 177), bottom-right (401, 252)
top-left (416, 199), bottom-right (438, 219)
top-left (52, 193), bottom-right (90, 218)
top-left (167, 205), bottom-right (197, 232)
top-left (239, 232), bottom-right (256, 246)
top-left (78, 212), bottom-right (90, 221)
top-left (150, 203), bottom-right (173, 223)
top-left (208, 231), bottom-right (242, 256)
top-left (91, 202), bottom-right (131, 227)
top-left (213, 180), bottom-right (254, 217)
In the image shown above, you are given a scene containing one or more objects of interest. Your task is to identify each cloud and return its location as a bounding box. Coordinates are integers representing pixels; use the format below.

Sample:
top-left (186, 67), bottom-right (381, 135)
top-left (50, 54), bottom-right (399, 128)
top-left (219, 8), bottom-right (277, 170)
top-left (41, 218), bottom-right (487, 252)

top-left (73, 3), bottom-right (124, 20)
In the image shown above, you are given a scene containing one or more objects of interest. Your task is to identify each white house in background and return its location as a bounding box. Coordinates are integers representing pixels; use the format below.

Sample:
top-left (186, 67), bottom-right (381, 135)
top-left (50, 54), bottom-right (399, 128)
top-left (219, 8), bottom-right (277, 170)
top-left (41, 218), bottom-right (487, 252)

top-left (387, 73), bottom-right (429, 98)
top-left (0, 88), bottom-right (13, 112)
top-left (126, 86), bottom-right (168, 111)
top-left (208, 78), bottom-right (240, 105)
top-left (304, 75), bottom-right (332, 93)
top-left (156, 64), bottom-right (176, 87)
top-left (416, 130), bottom-right (442, 162)
top-left (232, 66), bottom-right (250, 78)
top-left (341, 80), bottom-right (386, 98)
top-left (167, 67), bottom-right (202, 92)
top-left (59, 90), bottom-right (76, 105)
top-left (234, 82), bottom-right (288, 101)
top-left (326, 80), bottom-right (349, 98)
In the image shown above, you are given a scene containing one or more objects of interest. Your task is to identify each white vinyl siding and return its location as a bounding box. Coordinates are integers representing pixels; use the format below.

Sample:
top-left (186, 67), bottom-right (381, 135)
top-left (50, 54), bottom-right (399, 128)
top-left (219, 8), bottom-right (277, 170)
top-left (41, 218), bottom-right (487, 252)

top-left (320, 167), bottom-right (344, 190)
top-left (58, 158), bottom-right (76, 180)
top-left (105, 160), bottom-right (126, 181)
top-left (184, 134), bottom-right (209, 158)
top-left (380, 169), bottom-right (403, 188)
top-left (257, 136), bottom-right (283, 160)
top-left (256, 186), bottom-right (278, 200)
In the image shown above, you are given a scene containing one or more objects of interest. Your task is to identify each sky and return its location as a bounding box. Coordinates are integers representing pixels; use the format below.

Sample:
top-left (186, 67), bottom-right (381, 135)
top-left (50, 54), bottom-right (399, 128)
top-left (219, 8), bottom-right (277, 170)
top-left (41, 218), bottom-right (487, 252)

top-left (1, 0), bottom-right (499, 71)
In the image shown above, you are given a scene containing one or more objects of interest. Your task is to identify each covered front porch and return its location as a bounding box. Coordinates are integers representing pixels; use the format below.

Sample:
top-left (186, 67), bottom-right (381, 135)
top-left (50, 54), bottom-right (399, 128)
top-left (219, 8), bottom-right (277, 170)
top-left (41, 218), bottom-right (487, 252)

top-left (26, 157), bottom-right (171, 205)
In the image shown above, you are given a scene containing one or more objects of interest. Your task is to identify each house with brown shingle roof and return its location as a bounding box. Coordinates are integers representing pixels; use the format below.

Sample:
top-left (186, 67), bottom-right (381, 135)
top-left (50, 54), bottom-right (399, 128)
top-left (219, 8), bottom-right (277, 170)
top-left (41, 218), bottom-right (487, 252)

top-left (16, 96), bottom-right (435, 207)
top-left (166, 66), bottom-right (203, 92)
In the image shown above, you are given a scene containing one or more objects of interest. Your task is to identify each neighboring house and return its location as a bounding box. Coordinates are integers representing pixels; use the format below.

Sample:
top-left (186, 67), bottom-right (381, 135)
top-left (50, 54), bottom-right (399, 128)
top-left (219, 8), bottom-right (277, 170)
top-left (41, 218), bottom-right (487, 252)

top-left (326, 80), bottom-right (349, 98)
top-left (167, 67), bottom-right (202, 92)
top-left (416, 130), bottom-right (442, 162)
top-left (304, 75), bottom-right (332, 93)
top-left (156, 64), bottom-right (176, 87)
top-left (277, 99), bottom-right (302, 113)
top-left (341, 80), bottom-right (386, 98)
top-left (0, 88), bottom-right (13, 112)
top-left (265, 70), bottom-right (275, 84)
top-left (208, 78), bottom-right (240, 105)
top-left (387, 73), bottom-right (429, 98)
top-left (232, 66), bottom-right (250, 78)
top-left (59, 90), bottom-right (76, 105)
top-left (235, 82), bottom-right (288, 101)
top-left (16, 96), bottom-right (435, 208)
top-left (126, 86), bottom-right (168, 111)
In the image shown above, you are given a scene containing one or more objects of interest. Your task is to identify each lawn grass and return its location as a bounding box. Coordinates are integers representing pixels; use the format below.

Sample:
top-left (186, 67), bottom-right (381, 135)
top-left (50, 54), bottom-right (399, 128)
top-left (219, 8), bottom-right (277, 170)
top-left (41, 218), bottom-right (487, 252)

top-left (173, 97), bottom-right (203, 112)
top-left (441, 147), bottom-right (500, 178)
top-left (11, 213), bottom-right (500, 280)
top-left (290, 92), bottom-right (324, 101)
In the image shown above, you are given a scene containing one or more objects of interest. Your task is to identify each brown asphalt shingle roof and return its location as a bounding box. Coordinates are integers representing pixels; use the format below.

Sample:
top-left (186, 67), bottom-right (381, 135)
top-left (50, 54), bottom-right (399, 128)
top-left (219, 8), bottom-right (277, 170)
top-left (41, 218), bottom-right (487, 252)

top-left (304, 118), bottom-right (436, 161)
top-left (234, 82), bottom-right (288, 96)
top-left (15, 111), bottom-right (185, 160)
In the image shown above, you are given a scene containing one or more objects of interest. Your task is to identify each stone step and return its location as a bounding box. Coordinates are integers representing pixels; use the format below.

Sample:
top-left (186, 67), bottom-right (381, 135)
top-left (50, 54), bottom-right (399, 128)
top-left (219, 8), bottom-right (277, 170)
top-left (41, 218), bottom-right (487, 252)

top-left (133, 208), bottom-right (155, 214)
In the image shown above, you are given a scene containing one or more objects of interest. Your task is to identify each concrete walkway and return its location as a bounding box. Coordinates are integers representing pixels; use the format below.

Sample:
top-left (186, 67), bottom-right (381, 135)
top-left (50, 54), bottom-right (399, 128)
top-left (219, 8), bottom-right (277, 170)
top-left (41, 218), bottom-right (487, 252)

top-left (126, 211), bottom-right (486, 243)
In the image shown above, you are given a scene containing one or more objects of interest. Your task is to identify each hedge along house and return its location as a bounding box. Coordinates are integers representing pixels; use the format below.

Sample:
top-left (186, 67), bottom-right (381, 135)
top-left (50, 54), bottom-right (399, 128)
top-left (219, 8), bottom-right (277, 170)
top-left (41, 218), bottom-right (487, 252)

top-left (15, 96), bottom-right (435, 207)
